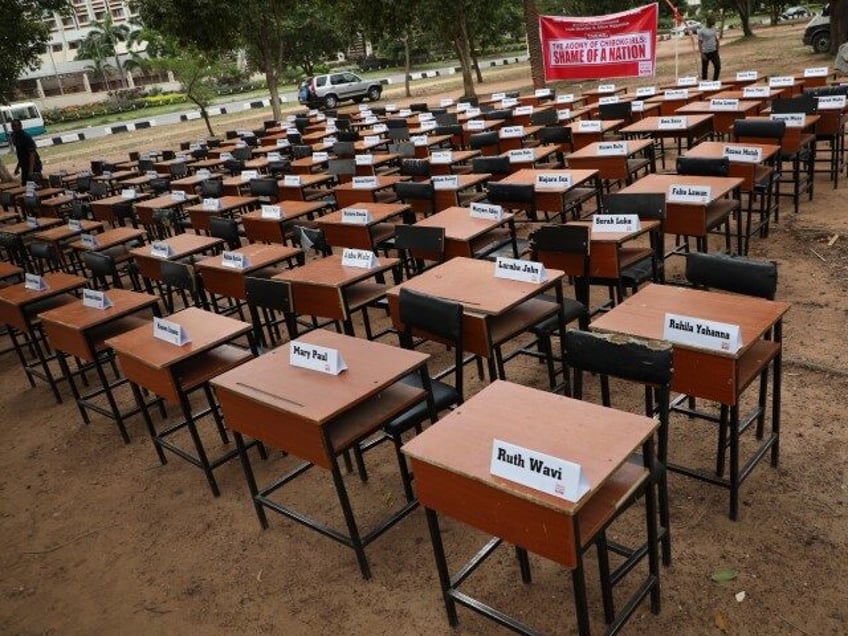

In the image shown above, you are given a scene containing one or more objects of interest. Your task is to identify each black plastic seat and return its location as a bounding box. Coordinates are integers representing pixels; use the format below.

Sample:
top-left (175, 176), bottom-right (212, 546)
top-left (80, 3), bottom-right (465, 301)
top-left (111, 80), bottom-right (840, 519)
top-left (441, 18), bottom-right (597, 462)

top-left (209, 216), bottom-right (241, 250)
top-left (244, 276), bottom-right (298, 350)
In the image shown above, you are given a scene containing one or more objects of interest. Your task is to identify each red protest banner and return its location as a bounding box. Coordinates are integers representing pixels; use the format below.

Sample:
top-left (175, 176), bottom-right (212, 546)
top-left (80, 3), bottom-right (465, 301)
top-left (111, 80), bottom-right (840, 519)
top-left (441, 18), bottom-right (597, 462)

top-left (540, 4), bottom-right (658, 81)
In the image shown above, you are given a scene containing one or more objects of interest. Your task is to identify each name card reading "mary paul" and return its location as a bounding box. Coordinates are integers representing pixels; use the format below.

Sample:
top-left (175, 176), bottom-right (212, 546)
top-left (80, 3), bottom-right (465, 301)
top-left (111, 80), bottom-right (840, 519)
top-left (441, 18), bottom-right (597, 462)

top-left (663, 312), bottom-right (742, 353)
top-left (289, 341), bottom-right (348, 375)
top-left (24, 273), bottom-right (48, 291)
top-left (494, 256), bottom-right (547, 283)
top-left (663, 89), bottom-right (689, 100)
top-left (508, 148), bottom-right (536, 163)
top-left (817, 95), bottom-right (847, 110)
top-left (202, 197), bottom-right (221, 211)
top-left (354, 153), bottom-right (374, 166)
top-left (596, 141), bottom-right (628, 155)
top-left (500, 125), bottom-right (525, 138)
top-left (677, 76), bottom-right (698, 87)
top-left (80, 233), bottom-right (100, 249)
top-left (352, 176), bottom-right (378, 189)
top-left (710, 98), bottom-right (739, 110)
top-left (470, 201), bottom-right (504, 221)
top-left (736, 70), bottom-right (758, 81)
top-left (341, 207), bottom-right (372, 224)
top-left (82, 288), bottom-right (112, 310)
top-left (221, 250), bottom-right (249, 269)
top-left (657, 116), bottom-right (688, 130)
top-left (668, 184), bottom-right (711, 203)
top-left (577, 120), bottom-right (603, 132)
top-left (432, 174), bottom-right (459, 189)
top-left (535, 173), bottom-right (572, 188)
top-left (261, 204), bottom-right (283, 219)
top-left (723, 145), bottom-right (763, 163)
top-left (341, 248), bottom-right (377, 269)
top-left (283, 175), bottom-right (302, 187)
top-left (769, 112), bottom-right (806, 127)
top-left (742, 86), bottom-right (770, 98)
top-left (592, 214), bottom-right (640, 232)
top-left (490, 439), bottom-right (590, 502)
top-left (150, 241), bottom-right (173, 258)
top-left (430, 150), bottom-right (453, 164)
top-left (153, 316), bottom-right (191, 346)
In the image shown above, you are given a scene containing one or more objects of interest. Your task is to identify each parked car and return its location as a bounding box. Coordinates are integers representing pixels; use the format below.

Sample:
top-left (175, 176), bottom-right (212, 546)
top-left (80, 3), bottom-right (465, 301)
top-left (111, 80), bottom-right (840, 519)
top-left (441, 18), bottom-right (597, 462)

top-left (297, 72), bottom-right (383, 109)
top-left (780, 6), bottom-right (812, 20)
top-left (803, 4), bottom-right (833, 53)
top-left (672, 20), bottom-right (701, 35)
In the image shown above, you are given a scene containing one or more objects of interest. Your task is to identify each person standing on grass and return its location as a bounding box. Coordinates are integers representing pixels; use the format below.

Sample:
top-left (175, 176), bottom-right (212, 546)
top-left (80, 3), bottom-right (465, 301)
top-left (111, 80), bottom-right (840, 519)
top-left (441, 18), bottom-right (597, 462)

top-left (698, 16), bottom-right (721, 81)
top-left (10, 119), bottom-right (42, 186)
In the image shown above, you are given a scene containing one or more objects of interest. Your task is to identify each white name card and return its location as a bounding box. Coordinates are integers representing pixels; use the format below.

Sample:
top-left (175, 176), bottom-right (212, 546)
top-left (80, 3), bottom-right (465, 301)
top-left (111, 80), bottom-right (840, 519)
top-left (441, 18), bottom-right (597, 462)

top-left (364, 133), bottom-right (384, 142)
top-left (817, 95), bottom-right (847, 110)
top-left (221, 250), bottom-right (249, 269)
top-left (80, 233), bottom-right (100, 249)
top-left (68, 218), bottom-right (83, 231)
top-left (276, 138), bottom-right (290, 148)
top-left (596, 141), bottom-right (628, 155)
top-left (466, 119), bottom-right (486, 130)
top-left (241, 170), bottom-right (259, 180)
top-left (323, 136), bottom-right (338, 145)
top-left (341, 247), bottom-right (377, 268)
top-left (491, 92), bottom-right (506, 100)
top-left (196, 168), bottom-right (212, 178)
top-left (120, 188), bottom-right (136, 199)
top-left (220, 152), bottom-right (233, 160)
top-left (430, 150), bottom-right (454, 164)
top-left (592, 214), bottom-right (640, 232)
top-left (664, 89), bottom-right (689, 100)
top-left (770, 112), bottom-right (806, 127)
top-left (202, 197), bottom-right (221, 211)
top-left (598, 83), bottom-right (616, 93)
top-left (364, 116), bottom-right (378, 125)
top-left (398, 108), bottom-right (413, 117)
top-left (354, 154), bottom-right (374, 166)
top-left (261, 204), bottom-right (283, 219)
top-left (742, 86), bottom-right (770, 98)
top-left (411, 135), bottom-right (429, 146)
top-left (150, 241), bottom-right (173, 258)
top-left (440, 98), bottom-right (455, 107)
top-left (456, 101), bottom-right (470, 112)
top-left (372, 123), bottom-right (388, 133)
top-left (514, 105), bottom-right (534, 115)
top-left (535, 88), bottom-right (552, 97)
top-left (803, 66), bottom-right (828, 78)
top-left (631, 100), bottom-right (645, 112)
top-left (82, 288), bottom-right (112, 310)
top-left (598, 95), bottom-right (620, 105)
top-left (312, 151), bottom-right (329, 162)
top-left (501, 97), bottom-right (519, 107)
top-left (577, 120), bottom-right (603, 132)
top-left (508, 148), bottom-right (536, 163)
top-left (663, 312), bottom-right (741, 353)
top-left (723, 145), bottom-right (763, 163)
top-left (283, 175), bottom-right (302, 187)
top-left (494, 256), bottom-right (547, 283)
top-left (556, 93), bottom-right (575, 103)
top-left (24, 273), bottom-right (48, 291)
top-left (432, 174), bottom-right (459, 190)
top-left (470, 202), bottom-right (504, 221)
top-left (357, 104), bottom-right (370, 113)
top-left (418, 111), bottom-right (434, 121)
top-left (668, 184), bottom-right (712, 203)
top-left (736, 70), bottom-right (758, 81)
top-left (153, 316), bottom-right (191, 346)
top-left (145, 170), bottom-right (159, 178)
top-left (768, 76), bottom-right (794, 88)
top-left (25, 216), bottom-right (38, 228)
top-left (289, 341), bottom-right (347, 375)
top-left (465, 107), bottom-right (482, 118)
top-left (710, 98), bottom-right (739, 110)
top-left (352, 176), bottom-right (378, 189)
top-left (385, 103), bottom-right (398, 111)
top-left (267, 151), bottom-right (282, 161)
top-left (500, 125), bottom-right (525, 138)
top-left (341, 207), bottom-right (372, 224)
top-left (490, 439), bottom-right (590, 502)
top-left (170, 190), bottom-right (187, 201)
top-left (535, 173), bottom-right (572, 188)
top-left (285, 114), bottom-right (297, 122)
top-left (677, 76), bottom-right (698, 87)
top-left (658, 116), bottom-right (688, 130)
top-left (699, 81), bottom-right (721, 91)
top-left (636, 86), bottom-right (657, 97)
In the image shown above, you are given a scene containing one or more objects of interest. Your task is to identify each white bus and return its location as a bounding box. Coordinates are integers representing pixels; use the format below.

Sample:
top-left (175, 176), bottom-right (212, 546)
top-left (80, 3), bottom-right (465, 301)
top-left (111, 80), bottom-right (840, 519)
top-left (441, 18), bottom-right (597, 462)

top-left (0, 102), bottom-right (47, 143)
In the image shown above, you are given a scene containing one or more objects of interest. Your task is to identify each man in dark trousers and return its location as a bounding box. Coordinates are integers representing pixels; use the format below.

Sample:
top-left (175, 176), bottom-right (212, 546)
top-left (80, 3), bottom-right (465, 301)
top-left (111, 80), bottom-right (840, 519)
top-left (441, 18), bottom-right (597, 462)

top-left (10, 119), bottom-right (42, 185)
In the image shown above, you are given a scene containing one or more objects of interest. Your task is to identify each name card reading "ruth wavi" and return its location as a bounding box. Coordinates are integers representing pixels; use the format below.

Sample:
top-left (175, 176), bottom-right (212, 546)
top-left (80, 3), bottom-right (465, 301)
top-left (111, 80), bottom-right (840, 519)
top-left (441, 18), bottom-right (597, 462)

top-left (24, 273), bottom-right (48, 291)
top-left (592, 214), bottom-right (640, 232)
top-left (736, 70), bottom-right (758, 81)
top-left (710, 98), bottom-right (739, 110)
top-left (150, 241), bottom-right (173, 258)
top-left (341, 248), bottom-right (378, 269)
top-left (769, 112), bottom-right (806, 127)
top-left (598, 83), bottom-right (616, 93)
top-left (153, 316), bottom-right (191, 346)
top-left (803, 66), bottom-right (828, 77)
top-left (202, 197), bottom-right (221, 211)
top-left (261, 204), bottom-right (283, 219)
top-left (577, 120), bottom-right (603, 132)
top-left (494, 256), bottom-right (547, 283)
top-left (768, 76), bottom-right (794, 88)
top-left (290, 340), bottom-right (348, 375)
top-left (677, 76), bottom-right (698, 87)
top-left (466, 119), bottom-right (486, 130)
top-left (341, 207), bottom-right (372, 224)
top-left (352, 176), bottom-right (378, 189)
top-left (82, 288), bottom-right (112, 310)
top-left (490, 439), bottom-right (590, 502)
top-left (470, 201), bottom-right (504, 221)
top-left (80, 233), bottom-right (100, 249)
top-left (657, 116), bottom-right (688, 130)
top-left (535, 173), bottom-right (572, 189)
top-left (596, 141), bottom-right (628, 155)
top-left (668, 184), bottom-right (712, 203)
top-left (430, 150), bottom-right (453, 164)
top-left (598, 95), bottom-right (620, 105)
top-left (636, 86), bottom-right (657, 97)
top-left (432, 174), bottom-right (460, 190)
top-left (283, 175), bottom-right (302, 187)
top-left (723, 145), bottom-right (763, 163)
top-left (742, 86), bottom-right (770, 98)
top-left (500, 125), bottom-right (525, 138)
top-left (556, 93), bottom-right (575, 103)
top-left (508, 148), bottom-right (536, 163)
top-left (663, 312), bottom-right (742, 353)
top-left (663, 88), bottom-right (689, 100)
top-left (221, 250), bottom-right (249, 269)
top-left (817, 95), bottom-right (847, 110)
top-left (354, 153), bottom-right (374, 166)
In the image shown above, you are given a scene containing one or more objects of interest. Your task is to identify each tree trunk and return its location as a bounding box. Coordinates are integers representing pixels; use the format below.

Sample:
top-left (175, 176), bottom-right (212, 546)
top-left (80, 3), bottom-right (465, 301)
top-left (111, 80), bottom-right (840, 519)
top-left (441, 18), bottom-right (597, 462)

top-left (523, 0), bottom-right (545, 89)
top-left (469, 34), bottom-right (483, 83)
top-left (265, 67), bottom-right (282, 121)
top-left (194, 101), bottom-right (215, 137)
top-left (718, 9), bottom-right (726, 39)
top-left (735, 0), bottom-right (754, 37)
top-left (454, 4), bottom-right (476, 97)
top-left (403, 33), bottom-right (411, 98)
top-left (832, 0), bottom-right (848, 54)
top-left (114, 54), bottom-right (126, 89)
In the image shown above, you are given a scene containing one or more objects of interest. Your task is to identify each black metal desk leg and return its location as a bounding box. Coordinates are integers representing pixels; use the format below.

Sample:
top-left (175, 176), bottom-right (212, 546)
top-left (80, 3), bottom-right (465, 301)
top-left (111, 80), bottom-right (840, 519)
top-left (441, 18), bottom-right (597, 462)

top-left (424, 507), bottom-right (459, 627)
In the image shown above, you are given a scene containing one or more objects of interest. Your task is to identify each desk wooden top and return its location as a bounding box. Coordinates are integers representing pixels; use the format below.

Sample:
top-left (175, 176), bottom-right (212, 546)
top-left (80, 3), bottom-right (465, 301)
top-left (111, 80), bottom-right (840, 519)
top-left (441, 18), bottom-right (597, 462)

top-left (311, 139), bottom-right (388, 154)
top-left (211, 328), bottom-right (429, 426)
top-left (1, 217), bottom-right (63, 235)
top-left (15, 187), bottom-right (64, 201)
top-left (332, 175), bottom-right (408, 193)
top-left (134, 193), bottom-right (200, 210)
top-left (32, 219), bottom-right (103, 242)
top-left (0, 262), bottom-right (23, 279)
top-left (92, 192), bottom-right (150, 207)
top-left (428, 149), bottom-right (481, 166)
top-left (500, 168), bottom-right (599, 192)
top-left (273, 254), bottom-right (399, 288)
top-left (684, 141), bottom-right (781, 162)
top-left (68, 227), bottom-right (145, 251)
top-left (40, 192), bottom-right (90, 208)
top-left (620, 113), bottom-right (713, 134)
top-left (745, 115), bottom-right (820, 130)
top-left (279, 173), bottom-right (336, 188)
top-left (675, 100), bottom-right (761, 115)
top-left (570, 219), bottom-right (661, 244)
top-left (591, 283), bottom-right (790, 358)
top-left (501, 146), bottom-right (559, 164)
top-left (183, 195), bottom-right (257, 214)
top-left (290, 156), bottom-right (330, 171)
top-left (105, 306), bottom-right (251, 370)
top-left (497, 125), bottom-right (542, 140)
top-left (424, 173), bottom-right (490, 191)
top-left (566, 138), bottom-right (653, 158)
top-left (240, 200), bottom-right (326, 222)
top-left (403, 380), bottom-right (656, 513)
top-left (316, 202), bottom-right (411, 227)
top-left (712, 89), bottom-right (782, 101)
top-left (618, 173), bottom-right (743, 202)
top-left (387, 256), bottom-right (564, 316)
top-left (194, 243), bottom-right (301, 273)
top-left (566, 120), bottom-right (624, 134)
top-left (93, 170), bottom-right (137, 182)
top-left (414, 206), bottom-right (514, 241)
top-left (130, 234), bottom-right (223, 261)
top-left (0, 272), bottom-right (85, 308)
top-left (39, 289), bottom-right (158, 332)
top-left (171, 174), bottom-right (215, 188)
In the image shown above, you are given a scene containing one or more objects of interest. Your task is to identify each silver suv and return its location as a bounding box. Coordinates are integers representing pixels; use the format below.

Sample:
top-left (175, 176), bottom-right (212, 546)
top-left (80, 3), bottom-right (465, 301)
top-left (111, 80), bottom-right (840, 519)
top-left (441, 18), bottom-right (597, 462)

top-left (298, 72), bottom-right (382, 109)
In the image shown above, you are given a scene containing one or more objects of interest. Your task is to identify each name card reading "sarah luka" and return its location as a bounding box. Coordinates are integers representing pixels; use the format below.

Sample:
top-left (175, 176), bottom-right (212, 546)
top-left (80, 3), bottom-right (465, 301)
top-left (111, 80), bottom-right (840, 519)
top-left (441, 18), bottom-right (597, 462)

top-left (341, 248), bottom-right (377, 269)
top-left (283, 175), bottom-right (302, 187)
top-left (150, 241), bottom-right (173, 258)
top-left (578, 120), bottom-right (603, 132)
top-left (490, 439), bottom-right (590, 502)
top-left (817, 95), bottom-right (847, 110)
top-left (80, 233), bottom-right (100, 249)
top-left (668, 184), bottom-right (712, 203)
top-left (723, 145), bottom-right (763, 163)
top-left (432, 174), bottom-right (460, 190)
top-left (494, 256), bottom-right (547, 283)
top-left (82, 288), bottom-right (112, 310)
top-left (663, 312), bottom-right (742, 353)
top-left (261, 204), bottom-right (283, 219)
top-left (470, 201), bottom-right (504, 221)
top-left (430, 150), bottom-right (453, 164)
top-left (592, 214), bottom-right (640, 232)
top-left (289, 341), bottom-right (347, 375)
top-left (153, 316), bottom-right (191, 346)
top-left (676, 76), bottom-right (698, 87)
top-left (352, 176), bottom-right (378, 189)
top-left (500, 125), bottom-right (525, 138)
top-left (202, 197), bottom-right (221, 211)
top-left (769, 112), bottom-right (806, 127)
top-left (535, 173), bottom-right (572, 189)
top-left (663, 89), bottom-right (689, 100)
top-left (24, 273), bottom-right (48, 291)
top-left (710, 98), bottom-right (739, 110)
top-left (657, 116), bottom-right (688, 130)
top-left (341, 207), bottom-right (372, 224)
top-left (508, 148), bottom-right (536, 163)
top-left (736, 70), bottom-right (758, 81)
top-left (596, 141), bottom-right (628, 155)
top-left (221, 251), bottom-right (249, 269)
top-left (743, 86), bottom-right (770, 98)
top-left (636, 86), bottom-right (657, 97)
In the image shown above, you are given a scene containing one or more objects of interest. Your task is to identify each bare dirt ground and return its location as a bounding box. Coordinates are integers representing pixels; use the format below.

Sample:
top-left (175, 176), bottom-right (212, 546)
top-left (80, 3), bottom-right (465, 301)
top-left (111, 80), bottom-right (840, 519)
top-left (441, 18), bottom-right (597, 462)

top-left (2, 22), bottom-right (847, 636)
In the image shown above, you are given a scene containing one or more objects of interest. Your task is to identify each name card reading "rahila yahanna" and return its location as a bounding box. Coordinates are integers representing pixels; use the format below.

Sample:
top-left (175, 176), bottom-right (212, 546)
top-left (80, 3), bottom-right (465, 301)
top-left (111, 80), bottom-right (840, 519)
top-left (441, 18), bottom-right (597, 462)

top-left (508, 148), bottom-right (536, 163)
top-left (24, 273), bottom-right (48, 291)
top-left (592, 214), bottom-right (641, 232)
top-left (710, 98), bottom-right (739, 110)
top-left (432, 174), bottom-right (460, 190)
top-left (598, 83), bottom-right (616, 93)
top-left (668, 184), bottom-right (712, 203)
top-left (354, 154), bottom-right (374, 166)
top-left (80, 233), bottom-right (100, 249)
top-left (577, 120), bottom-right (603, 132)
top-left (261, 204), bottom-right (283, 219)
top-left (202, 197), bottom-right (221, 211)
top-left (341, 248), bottom-right (377, 269)
top-left (221, 251), bottom-right (249, 269)
top-left (490, 439), bottom-right (590, 502)
top-left (657, 116), bottom-right (688, 130)
top-left (663, 312), bottom-right (742, 353)
top-left (290, 341), bottom-right (347, 375)
top-left (500, 125), bottom-right (525, 138)
top-left (743, 86), bottom-right (770, 98)
top-left (598, 95), bottom-right (620, 105)
top-left (82, 288), bottom-right (112, 310)
top-left (677, 76), bottom-right (698, 87)
top-left (663, 89), bottom-right (689, 100)
top-left (150, 241), bottom-right (173, 258)
top-left (723, 145), bottom-right (763, 163)
top-left (153, 316), bottom-right (191, 346)
top-left (596, 141), bottom-right (628, 155)
top-left (430, 150), bottom-right (453, 164)
top-left (494, 256), bottom-right (547, 283)
top-left (341, 207), bottom-right (372, 224)
top-left (470, 201), bottom-right (504, 221)
top-left (535, 173), bottom-right (572, 189)
top-left (736, 70), bottom-right (758, 81)
top-left (283, 175), bottom-right (302, 187)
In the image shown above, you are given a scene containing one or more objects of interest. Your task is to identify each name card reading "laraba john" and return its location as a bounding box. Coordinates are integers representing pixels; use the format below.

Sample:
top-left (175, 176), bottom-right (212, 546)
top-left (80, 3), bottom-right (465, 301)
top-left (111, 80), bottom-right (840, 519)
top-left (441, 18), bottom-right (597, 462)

top-left (663, 312), bottom-right (742, 353)
top-left (500, 125), bottom-right (525, 138)
top-left (80, 233), bottom-right (100, 249)
top-left (657, 116), bottom-right (688, 130)
top-left (221, 250), bottom-right (249, 269)
top-left (82, 288), bottom-right (112, 310)
top-left (261, 204), bottom-right (283, 219)
top-left (743, 86), bottom-right (770, 98)
top-left (494, 256), bottom-right (547, 283)
top-left (289, 341), bottom-right (347, 375)
top-left (592, 214), bottom-right (640, 232)
top-left (470, 201), bottom-right (504, 221)
top-left (490, 439), bottom-right (590, 502)
top-left (430, 150), bottom-right (453, 164)
top-left (150, 241), bottom-right (173, 258)
top-left (202, 197), bottom-right (221, 211)
top-left (341, 207), bottom-right (372, 224)
top-left (508, 148), bottom-right (536, 163)
top-left (341, 248), bottom-right (377, 269)
top-left (596, 141), bottom-right (628, 155)
top-left (710, 98), bottom-right (739, 110)
top-left (723, 145), bottom-right (763, 163)
top-left (667, 184), bottom-right (712, 203)
top-left (577, 120), bottom-right (603, 132)
top-left (153, 316), bottom-right (191, 346)
top-left (535, 173), bottom-right (572, 189)
top-left (663, 89), bottom-right (689, 100)
top-left (24, 273), bottom-right (48, 291)
top-left (432, 174), bottom-right (460, 189)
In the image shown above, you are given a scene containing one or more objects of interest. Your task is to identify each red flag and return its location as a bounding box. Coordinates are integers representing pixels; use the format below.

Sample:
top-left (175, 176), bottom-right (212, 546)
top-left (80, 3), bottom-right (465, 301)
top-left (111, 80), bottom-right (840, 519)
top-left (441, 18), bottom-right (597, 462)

top-left (540, 4), bottom-right (659, 82)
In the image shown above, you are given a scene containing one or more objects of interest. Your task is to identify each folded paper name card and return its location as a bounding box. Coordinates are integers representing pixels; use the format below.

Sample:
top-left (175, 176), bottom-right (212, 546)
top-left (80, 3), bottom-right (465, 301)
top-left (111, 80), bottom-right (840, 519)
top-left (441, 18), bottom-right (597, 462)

top-left (275, 138), bottom-right (290, 148)
top-left (68, 218), bottom-right (83, 231)
top-left (507, 148), bottom-right (536, 163)
top-left (352, 176), bottom-right (378, 189)
top-left (710, 98), bottom-right (739, 110)
top-left (500, 125), bottom-right (525, 138)
top-left (490, 439), bottom-right (590, 502)
top-left (577, 120), bottom-right (603, 132)
top-left (430, 150), bottom-right (453, 164)
top-left (418, 111), bottom-right (434, 121)
top-left (365, 133), bottom-right (384, 141)
top-left (202, 197), bottom-right (221, 211)
top-left (466, 119), bottom-right (486, 130)
top-left (411, 135), bottom-right (429, 146)
top-left (432, 174), bottom-right (460, 190)
top-left (312, 151), bottom-right (330, 162)
top-left (736, 70), bottom-right (758, 81)
top-left (667, 184), bottom-right (711, 203)
top-left (817, 95), bottom-right (847, 110)
top-left (354, 153), bottom-right (374, 166)
top-left (146, 170), bottom-right (159, 178)
top-left (24, 273), bottom-right (48, 291)
top-left (768, 76), bottom-right (794, 87)
top-left (440, 98), bottom-right (455, 107)
top-left (769, 112), bottom-right (806, 127)
top-left (556, 93), bottom-right (575, 103)
top-left (631, 100), bottom-right (645, 112)
top-left (153, 316), bottom-right (191, 346)
top-left (240, 170), bottom-right (259, 181)
top-left (663, 312), bottom-right (741, 353)
top-left (341, 248), bottom-right (377, 269)
top-left (803, 66), bottom-right (828, 77)
top-left (283, 175), bottom-right (302, 187)
top-left (596, 141), bottom-right (628, 155)
top-left (289, 341), bottom-right (347, 375)
top-left (266, 151), bottom-right (282, 161)
top-left (677, 76), bottom-right (697, 87)
top-left (121, 188), bottom-right (136, 199)
top-left (491, 92), bottom-right (506, 100)
top-left (25, 216), bottom-right (39, 228)
top-left (742, 86), bottom-right (770, 98)
top-left (465, 107), bottom-right (482, 118)
top-left (470, 202), bottom-right (504, 221)
top-left (494, 256), bottom-right (547, 283)
top-left (514, 105), bottom-right (534, 115)
top-left (663, 89), bottom-right (689, 100)
top-left (598, 83), bottom-right (616, 93)
top-left (534, 88), bottom-right (552, 97)
top-left (592, 214), bottom-right (640, 232)
top-left (82, 288), bottom-right (112, 310)
top-left (657, 116), bottom-right (688, 130)
top-left (341, 207), bottom-right (372, 224)
top-left (598, 95), bottom-right (620, 105)
top-left (699, 80), bottom-right (721, 91)
top-left (171, 190), bottom-right (187, 201)
top-left (196, 168), bottom-right (212, 178)
top-left (80, 233), bottom-right (100, 249)
top-left (636, 86), bottom-right (657, 97)
top-left (535, 173), bottom-right (572, 189)
top-left (556, 108), bottom-right (572, 121)
top-left (501, 97), bottom-right (519, 107)
top-left (722, 145), bottom-right (763, 163)
top-left (260, 204), bottom-right (283, 220)
top-left (221, 250), bottom-right (249, 269)
top-left (150, 241), bottom-right (173, 258)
